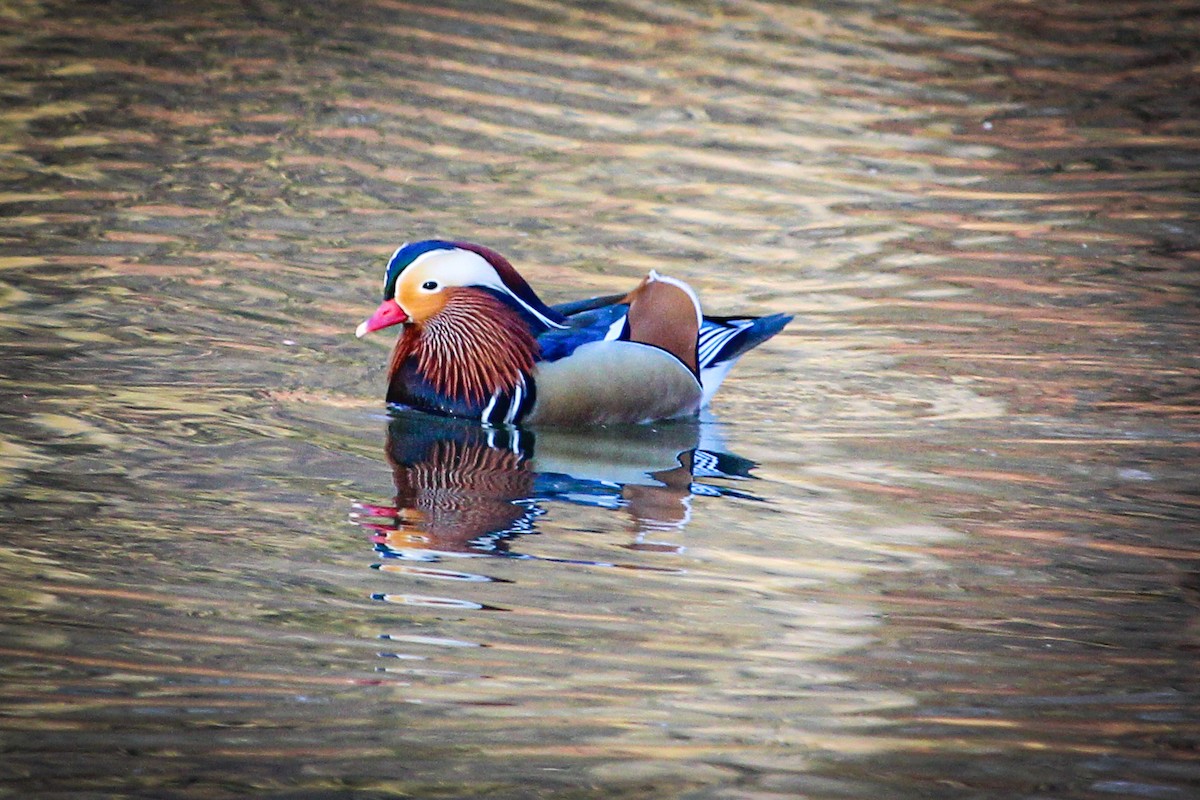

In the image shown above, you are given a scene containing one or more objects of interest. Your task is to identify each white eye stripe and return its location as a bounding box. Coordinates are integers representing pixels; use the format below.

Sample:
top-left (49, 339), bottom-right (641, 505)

top-left (404, 249), bottom-right (455, 276)
top-left (396, 247), bottom-right (566, 329)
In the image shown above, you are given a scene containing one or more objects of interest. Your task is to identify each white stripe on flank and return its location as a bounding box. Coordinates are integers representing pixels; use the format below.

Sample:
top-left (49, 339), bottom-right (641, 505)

top-left (503, 378), bottom-right (525, 424)
top-left (481, 390), bottom-right (500, 422)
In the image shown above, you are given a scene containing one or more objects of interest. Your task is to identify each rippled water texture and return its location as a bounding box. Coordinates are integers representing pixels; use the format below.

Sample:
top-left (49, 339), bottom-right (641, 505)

top-left (2, 1), bottom-right (1198, 797)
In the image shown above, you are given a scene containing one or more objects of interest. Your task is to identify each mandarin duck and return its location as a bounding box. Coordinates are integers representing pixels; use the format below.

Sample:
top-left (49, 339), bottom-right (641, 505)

top-left (356, 240), bottom-right (791, 426)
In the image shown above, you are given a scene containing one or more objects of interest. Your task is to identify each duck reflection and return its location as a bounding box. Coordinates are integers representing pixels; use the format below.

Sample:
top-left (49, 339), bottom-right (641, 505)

top-left (353, 410), bottom-right (759, 563)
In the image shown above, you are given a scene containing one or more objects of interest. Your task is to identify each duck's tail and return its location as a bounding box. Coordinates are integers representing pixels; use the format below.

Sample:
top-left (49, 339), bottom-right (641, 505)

top-left (697, 313), bottom-right (792, 406)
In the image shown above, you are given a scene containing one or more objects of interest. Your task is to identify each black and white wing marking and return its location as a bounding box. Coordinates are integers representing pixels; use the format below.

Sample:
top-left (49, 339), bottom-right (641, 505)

top-left (696, 313), bottom-right (792, 406)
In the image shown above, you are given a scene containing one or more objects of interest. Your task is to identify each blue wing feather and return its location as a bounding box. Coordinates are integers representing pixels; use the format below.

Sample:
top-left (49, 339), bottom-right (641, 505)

top-left (538, 302), bottom-right (629, 362)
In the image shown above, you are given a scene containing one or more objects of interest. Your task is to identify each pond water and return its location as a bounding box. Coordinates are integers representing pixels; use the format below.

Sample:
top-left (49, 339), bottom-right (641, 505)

top-left (1, 0), bottom-right (1198, 797)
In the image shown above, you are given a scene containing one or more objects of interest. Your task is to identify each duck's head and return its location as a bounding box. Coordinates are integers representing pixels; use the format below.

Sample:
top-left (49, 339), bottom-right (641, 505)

top-left (355, 240), bottom-right (565, 337)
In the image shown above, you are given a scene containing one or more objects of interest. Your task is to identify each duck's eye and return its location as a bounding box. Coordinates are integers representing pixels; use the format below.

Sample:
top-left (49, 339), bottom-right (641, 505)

top-left (421, 280), bottom-right (439, 291)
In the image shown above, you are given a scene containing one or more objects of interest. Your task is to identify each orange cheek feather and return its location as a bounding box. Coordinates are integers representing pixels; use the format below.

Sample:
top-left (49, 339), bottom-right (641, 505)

top-left (397, 285), bottom-right (449, 324)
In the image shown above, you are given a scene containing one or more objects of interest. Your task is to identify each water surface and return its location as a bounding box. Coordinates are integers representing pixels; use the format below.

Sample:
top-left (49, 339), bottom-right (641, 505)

top-left (1, 0), bottom-right (1198, 797)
